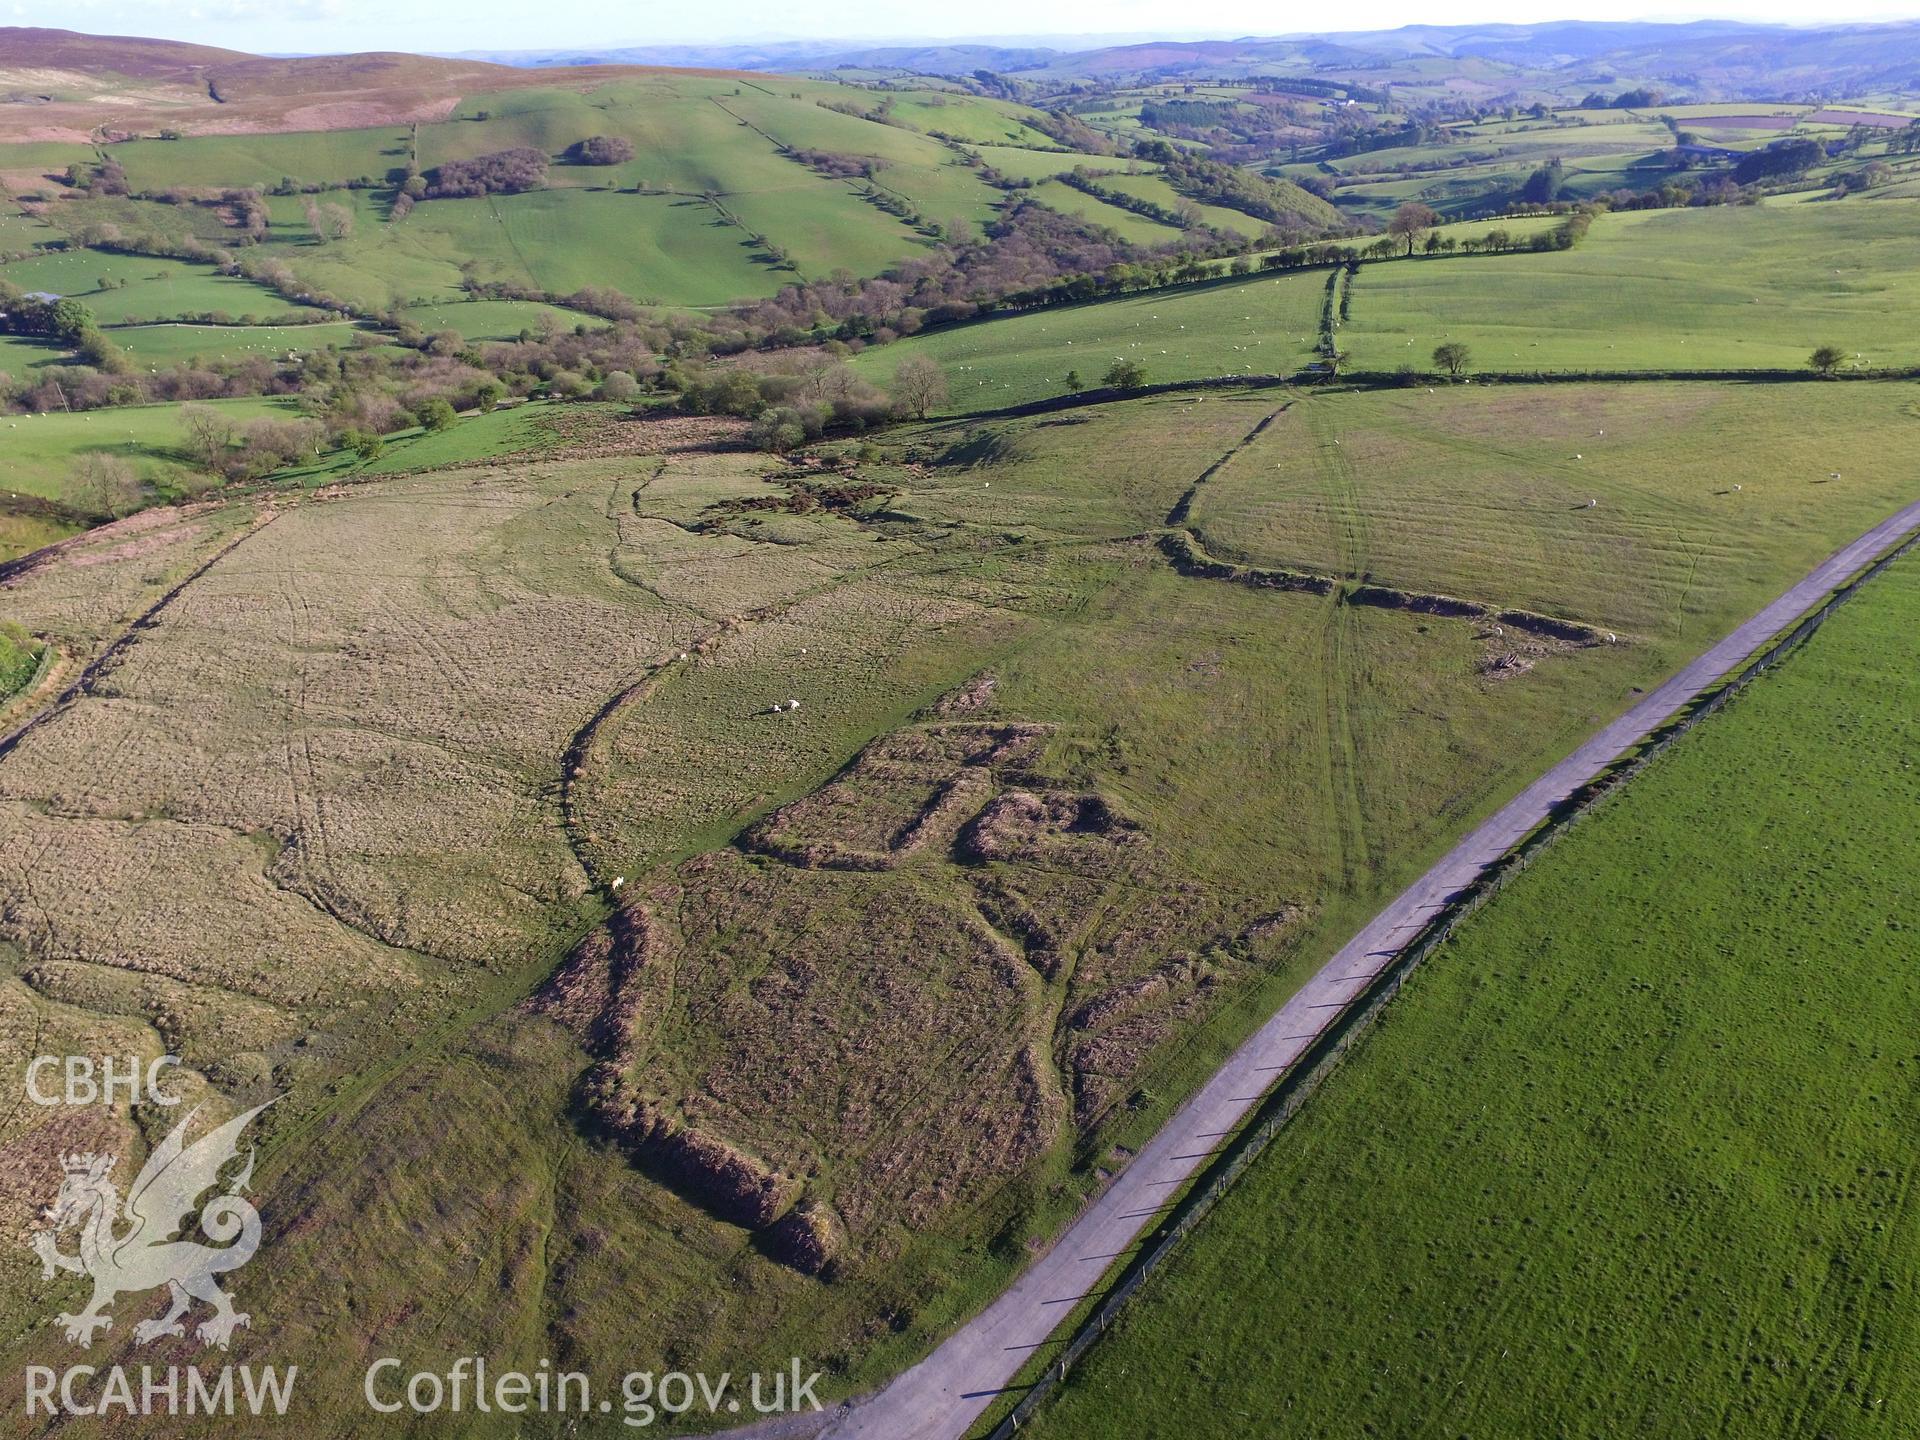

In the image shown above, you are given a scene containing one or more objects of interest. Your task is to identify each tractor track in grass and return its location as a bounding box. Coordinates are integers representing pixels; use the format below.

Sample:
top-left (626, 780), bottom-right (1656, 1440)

top-left (762, 490), bottom-right (1920, 1440)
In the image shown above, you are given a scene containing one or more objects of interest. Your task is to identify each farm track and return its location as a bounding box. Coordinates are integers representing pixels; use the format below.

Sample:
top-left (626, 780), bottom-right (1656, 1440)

top-left (796, 490), bottom-right (1920, 1440)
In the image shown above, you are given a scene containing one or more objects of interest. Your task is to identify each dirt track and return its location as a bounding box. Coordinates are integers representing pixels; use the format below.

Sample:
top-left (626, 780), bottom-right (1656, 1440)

top-left (812, 493), bottom-right (1920, 1440)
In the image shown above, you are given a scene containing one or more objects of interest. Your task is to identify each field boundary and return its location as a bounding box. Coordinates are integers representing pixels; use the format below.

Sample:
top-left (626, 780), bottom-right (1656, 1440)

top-left (927, 364), bottom-right (1920, 422)
top-left (974, 508), bottom-right (1920, 1440)
top-left (0, 510), bottom-right (277, 765)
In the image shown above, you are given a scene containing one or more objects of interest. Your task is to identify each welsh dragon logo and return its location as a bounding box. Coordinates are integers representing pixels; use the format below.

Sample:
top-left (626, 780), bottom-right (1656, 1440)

top-left (28, 1102), bottom-right (272, 1350)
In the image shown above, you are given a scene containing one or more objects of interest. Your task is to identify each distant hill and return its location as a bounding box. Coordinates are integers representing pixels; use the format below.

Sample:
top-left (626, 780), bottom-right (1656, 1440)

top-left (0, 26), bottom-right (252, 77)
top-left (455, 19), bottom-right (1920, 99)
top-left (450, 40), bottom-right (1065, 74)
top-left (0, 27), bottom-right (734, 141)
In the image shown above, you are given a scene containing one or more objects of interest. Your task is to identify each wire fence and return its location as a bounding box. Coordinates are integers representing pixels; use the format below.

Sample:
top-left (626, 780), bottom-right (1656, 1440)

top-left (985, 521), bottom-right (1920, 1439)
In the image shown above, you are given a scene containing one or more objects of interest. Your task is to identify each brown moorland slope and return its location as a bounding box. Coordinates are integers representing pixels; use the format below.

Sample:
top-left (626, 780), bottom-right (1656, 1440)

top-left (0, 27), bottom-right (752, 141)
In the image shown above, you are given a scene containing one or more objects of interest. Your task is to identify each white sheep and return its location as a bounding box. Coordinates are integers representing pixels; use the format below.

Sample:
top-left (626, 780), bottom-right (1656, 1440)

top-left (610, 876), bottom-right (625, 891)
top-left (1587, 498), bottom-right (1598, 508)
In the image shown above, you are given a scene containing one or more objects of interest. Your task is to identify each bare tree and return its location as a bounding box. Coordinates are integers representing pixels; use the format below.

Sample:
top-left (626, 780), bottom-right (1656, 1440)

top-left (304, 198), bottom-right (354, 243)
top-left (70, 453), bottom-right (140, 519)
top-left (1387, 202), bottom-right (1442, 257)
top-left (891, 356), bottom-right (949, 420)
top-left (179, 403), bottom-right (235, 471)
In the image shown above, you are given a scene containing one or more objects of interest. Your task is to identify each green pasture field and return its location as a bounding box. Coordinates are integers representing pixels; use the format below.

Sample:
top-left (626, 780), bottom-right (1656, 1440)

top-left (0, 142), bottom-right (96, 188)
top-left (880, 92), bottom-right (1061, 146)
top-left (855, 265), bottom-right (1327, 413)
top-left (1428, 213), bottom-right (1563, 245)
top-left (453, 189), bottom-right (814, 301)
top-left (359, 400), bottom-right (565, 473)
top-left (399, 298), bottom-right (606, 341)
top-left (1186, 381), bottom-right (1920, 636)
top-left (0, 250), bottom-right (315, 324)
top-left (711, 87), bottom-right (1009, 231)
top-left (0, 332), bottom-right (65, 374)
top-left (859, 154), bottom-right (1006, 235)
top-left (1029, 178), bottom-right (1183, 245)
top-left (1030, 542), bottom-right (1920, 1440)
top-left (253, 186), bottom-right (794, 310)
top-left (0, 207), bottom-right (59, 252)
top-left (108, 127), bottom-right (411, 191)
top-left (10, 76), bottom-right (1050, 315)
top-left (1333, 150), bottom-right (1675, 218)
top-left (1330, 121), bottom-right (1676, 176)
top-left (967, 145), bottom-right (1088, 181)
top-left (1095, 172), bottom-right (1266, 236)
top-left (258, 187), bottom-right (477, 309)
top-left (101, 319), bottom-right (365, 368)
top-left (719, 179), bottom-right (932, 281)
top-left (0, 396), bottom-right (302, 502)
top-left (29, 191), bottom-right (236, 253)
top-left (1340, 201), bottom-right (1920, 371)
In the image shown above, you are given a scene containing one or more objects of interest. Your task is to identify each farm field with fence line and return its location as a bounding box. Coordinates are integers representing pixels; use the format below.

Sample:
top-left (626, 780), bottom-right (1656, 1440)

top-left (1028, 542), bottom-right (1920, 1440)
top-left (854, 267), bottom-right (1328, 413)
top-left (1339, 201), bottom-right (1920, 372)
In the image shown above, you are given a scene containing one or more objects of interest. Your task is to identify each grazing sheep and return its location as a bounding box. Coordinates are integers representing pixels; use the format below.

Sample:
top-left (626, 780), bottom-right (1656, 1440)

top-left (1587, 498), bottom-right (1598, 507)
top-left (610, 876), bottom-right (625, 891)
top-left (788, 699), bottom-right (801, 712)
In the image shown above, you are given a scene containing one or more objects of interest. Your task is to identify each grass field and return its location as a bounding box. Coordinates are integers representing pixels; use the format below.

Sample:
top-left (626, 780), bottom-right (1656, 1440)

top-left (100, 319), bottom-right (366, 368)
top-left (858, 197), bottom-right (1920, 417)
top-left (1029, 543), bottom-right (1920, 1440)
top-left (0, 251), bottom-right (316, 325)
top-left (28, 74), bottom-right (1027, 313)
top-left (399, 297), bottom-right (606, 341)
top-left (0, 396), bottom-right (302, 501)
top-left (108, 127), bottom-right (410, 191)
top-left (968, 145), bottom-right (1090, 181)
top-left (1029, 178), bottom-right (1184, 245)
top-left (1095, 172), bottom-right (1268, 237)
top-left (358, 399), bottom-right (565, 471)
top-left (0, 331), bottom-right (65, 374)
top-left (855, 267), bottom-right (1327, 412)
top-left (8, 51), bottom-right (1920, 1431)
top-left (4, 374), bottom-right (1918, 1427)
top-left (1340, 202), bottom-right (1920, 371)
top-left (1185, 382), bottom-right (1920, 635)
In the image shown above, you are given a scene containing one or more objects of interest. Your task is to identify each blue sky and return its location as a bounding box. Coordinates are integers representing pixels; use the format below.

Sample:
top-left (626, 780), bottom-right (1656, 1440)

top-left (2, 0), bottom-right (1909, 55)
